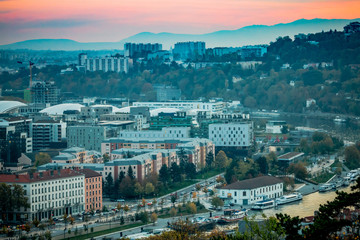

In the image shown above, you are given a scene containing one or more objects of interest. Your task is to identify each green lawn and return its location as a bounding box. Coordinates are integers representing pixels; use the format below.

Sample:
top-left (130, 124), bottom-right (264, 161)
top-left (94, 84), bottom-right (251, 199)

top-left (65, 223), bottom-right (144, 240)
top-left (196, 169), bottom-right (223, 180)
top-left (158, 180), bottom-right (197, 196)
top-left (311, 172), bottom-right (335, 183)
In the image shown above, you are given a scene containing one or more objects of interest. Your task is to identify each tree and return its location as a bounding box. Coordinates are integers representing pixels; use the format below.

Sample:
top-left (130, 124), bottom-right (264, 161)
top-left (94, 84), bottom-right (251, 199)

top-left (170, 162), bottom-right (181, 182)
top-left (205, 150), bottom-right (214, 169)
top-left (151, 212), bottom-right (158, 225)
top-left (103, 153), bottom-right (110, 163)
top-left (169, 207), bottom-right (177, 217)
top-left (127, 166), bottom-right (135, 180)
top-left (139, 211), bottom-right (148, 224)
top-left (256, 156), bottom-right (269, 174)
top-left (0, 183), bottom-right (29, 222)
top-left (145, 182), bottom-right (155, 196)
top-left (288, 162), bottom-right (308, 179)
top-left (186, 202), bottom-right (197, 215)
top-left (185, 162), bottom-right (197, 179)
top-left (344, 145), bottom-right (360, 169)
top-left (171, 194), bottom-right (177, 207)
top-left (214, 151), bottom-right (230, 169)
top-left (105, 173), bottom-right (113, 196)
top-left (134, 182), bottom-right (144, 198)
top-left (118, 171), bottom-right (125, 184)
top-left (35, 153), bottom-right (51, 167)
top-left (159, 164), bottom-right (170, 186)
top-left (211, 196), bottom-right (224, 209)
top-left (281, 125), bottom-right (289, 134)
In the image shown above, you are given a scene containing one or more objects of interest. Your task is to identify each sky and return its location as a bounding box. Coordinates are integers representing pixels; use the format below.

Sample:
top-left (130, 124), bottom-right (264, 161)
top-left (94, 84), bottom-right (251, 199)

top-left (0, 0), bottom-right (359, 45)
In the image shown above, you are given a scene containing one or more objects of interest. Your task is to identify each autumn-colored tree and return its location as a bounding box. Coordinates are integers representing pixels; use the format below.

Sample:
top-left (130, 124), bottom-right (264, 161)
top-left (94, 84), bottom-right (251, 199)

top-left (169, 207), bottom-right (177, 218)
top-left (151, 212), bottom-right (158, 225)
top-left (214, 150), bottom-right (230, 169)
top-left (186, 202), bottom-right (197, 215)
top-left (35, 152), bottom-right (51, 167)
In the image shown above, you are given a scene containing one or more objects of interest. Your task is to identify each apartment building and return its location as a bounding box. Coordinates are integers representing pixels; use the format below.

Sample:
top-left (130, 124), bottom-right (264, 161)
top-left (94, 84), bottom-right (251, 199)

top-left (30, 120), bottom-right (66, 151)
top-left (0, 169), bottom-right (85, 222)
top-left (85, 56), bottom-right (130, 73)
top-left (78, 169), bottom-right (102, 213)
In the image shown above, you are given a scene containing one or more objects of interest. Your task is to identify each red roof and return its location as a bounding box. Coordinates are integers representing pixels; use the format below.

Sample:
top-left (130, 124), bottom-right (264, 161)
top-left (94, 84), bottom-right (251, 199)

top-left (78, 168), bottom-right (101, 178)
top-left (0, 169), bottom-right (83, 183)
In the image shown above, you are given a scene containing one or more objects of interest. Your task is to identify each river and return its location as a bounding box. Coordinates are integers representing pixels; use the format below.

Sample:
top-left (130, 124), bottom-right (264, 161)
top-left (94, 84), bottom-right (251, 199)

top-left (249, 185), bottom-right (353, 218)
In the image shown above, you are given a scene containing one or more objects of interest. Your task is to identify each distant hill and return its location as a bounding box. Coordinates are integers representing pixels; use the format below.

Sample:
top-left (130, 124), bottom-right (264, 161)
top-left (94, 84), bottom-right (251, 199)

top-left (0, 18), bottom-right (359, 51)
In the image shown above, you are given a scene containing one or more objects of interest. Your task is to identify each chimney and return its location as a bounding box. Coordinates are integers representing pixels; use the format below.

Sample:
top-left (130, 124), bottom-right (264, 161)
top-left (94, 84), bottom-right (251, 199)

top-left (29, 172), bottom-right (33, 179)
top-left (39, 172), bottom-right (43, 178)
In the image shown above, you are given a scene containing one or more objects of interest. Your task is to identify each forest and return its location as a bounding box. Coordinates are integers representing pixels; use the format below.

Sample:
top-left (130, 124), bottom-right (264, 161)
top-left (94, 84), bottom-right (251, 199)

top-left (1, 30), bottom-right (360, 115)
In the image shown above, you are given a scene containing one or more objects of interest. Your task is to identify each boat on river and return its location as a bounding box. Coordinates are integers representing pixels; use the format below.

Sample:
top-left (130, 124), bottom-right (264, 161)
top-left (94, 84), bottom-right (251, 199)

top-left (319, 183), bottom-right (334, 192)
top-left (217, 209), bottom-right (248, 225)
top-left (275, 192), bottom-right (302, 205)
top-left (251, 199), bottom-right (276, 210)
top-left (334, 116), bottom-right (346, 123)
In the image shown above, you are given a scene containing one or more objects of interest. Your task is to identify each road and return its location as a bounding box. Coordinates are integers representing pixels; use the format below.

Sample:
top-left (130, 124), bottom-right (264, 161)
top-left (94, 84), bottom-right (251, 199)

top-left (47, 173), bottom-right (224, 239)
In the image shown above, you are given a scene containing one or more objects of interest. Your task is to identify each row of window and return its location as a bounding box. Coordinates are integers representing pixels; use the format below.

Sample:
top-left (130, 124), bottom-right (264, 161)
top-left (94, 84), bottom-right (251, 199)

top-left (31, 190), bottom-right (84, 203)
top-left (32, 182), bottom-right (83, 195)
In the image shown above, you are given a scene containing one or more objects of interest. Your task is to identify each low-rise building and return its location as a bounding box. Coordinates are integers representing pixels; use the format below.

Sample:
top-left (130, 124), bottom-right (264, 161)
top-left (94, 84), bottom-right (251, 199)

top-left (219, 176), bottom-right (283, 206)
top-left (266, 121), bottom-right (286, 134)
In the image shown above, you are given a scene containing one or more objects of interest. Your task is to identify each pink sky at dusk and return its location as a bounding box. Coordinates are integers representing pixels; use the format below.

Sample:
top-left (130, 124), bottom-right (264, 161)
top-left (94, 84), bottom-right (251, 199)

top-left (0, 0), bottom-right (359, 44)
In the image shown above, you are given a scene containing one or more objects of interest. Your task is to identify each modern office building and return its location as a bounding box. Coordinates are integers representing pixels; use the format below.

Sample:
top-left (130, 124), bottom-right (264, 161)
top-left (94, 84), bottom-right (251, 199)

top-left (208, 123), bottom-right (253, 148)
top-left (67, 126), bottom-right (107, 152)
top-left (31, 120), bottom-right (66, 151)
top-left (0, 169), bottom-right (85, 222)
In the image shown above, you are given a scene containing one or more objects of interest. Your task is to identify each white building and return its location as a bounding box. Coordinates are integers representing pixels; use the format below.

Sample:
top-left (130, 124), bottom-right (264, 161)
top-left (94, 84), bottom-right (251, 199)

top-left (219, 176), bottom-right (283, 206)
top-left (208, 123), bottom-right (253, 148)
top-left (265, 121), bottom-right (286, 134)
top-left (85, 56), bottom-right (130, 73)
top-left (118, 127), bottom-right (190, 139)
top-left (133, 100), bottom-right (224, 114)
top-left (0, 169), bottom-right (85, 222)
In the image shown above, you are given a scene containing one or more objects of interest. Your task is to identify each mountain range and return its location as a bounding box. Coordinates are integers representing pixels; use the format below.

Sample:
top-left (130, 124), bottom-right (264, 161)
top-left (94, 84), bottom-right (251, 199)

top-left (0, 18), bottom-right (358, 51)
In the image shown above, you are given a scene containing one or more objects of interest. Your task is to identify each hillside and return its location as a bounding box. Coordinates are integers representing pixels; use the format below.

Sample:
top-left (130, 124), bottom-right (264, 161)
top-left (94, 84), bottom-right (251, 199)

top-left (0, 18), bottom-right (359, 50)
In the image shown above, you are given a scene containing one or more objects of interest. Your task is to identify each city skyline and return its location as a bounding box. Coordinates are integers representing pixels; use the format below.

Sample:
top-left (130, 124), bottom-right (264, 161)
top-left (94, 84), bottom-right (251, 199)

top-left (0, 0), bottom-right (359, 45)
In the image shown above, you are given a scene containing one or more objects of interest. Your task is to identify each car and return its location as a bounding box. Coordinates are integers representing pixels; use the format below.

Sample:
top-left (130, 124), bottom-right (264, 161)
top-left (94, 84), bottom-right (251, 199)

top-left (116, 199), bottom-right (125, 203)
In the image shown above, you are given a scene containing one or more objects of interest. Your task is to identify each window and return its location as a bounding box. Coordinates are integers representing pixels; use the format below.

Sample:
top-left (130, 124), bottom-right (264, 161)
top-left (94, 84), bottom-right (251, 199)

top-left (243, 191), bottom-right (246, 196)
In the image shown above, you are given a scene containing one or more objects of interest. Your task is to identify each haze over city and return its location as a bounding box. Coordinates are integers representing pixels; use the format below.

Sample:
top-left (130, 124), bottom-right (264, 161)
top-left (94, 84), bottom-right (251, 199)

top-left (0, 0), bottom-right (359, 45)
